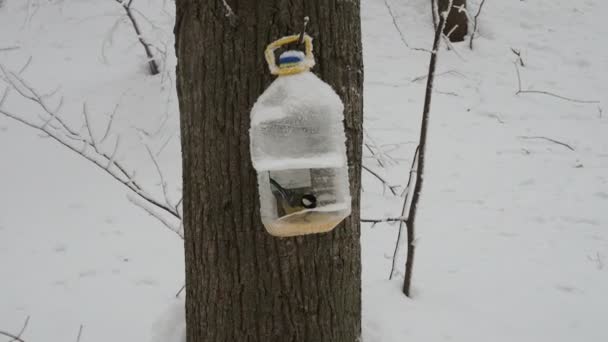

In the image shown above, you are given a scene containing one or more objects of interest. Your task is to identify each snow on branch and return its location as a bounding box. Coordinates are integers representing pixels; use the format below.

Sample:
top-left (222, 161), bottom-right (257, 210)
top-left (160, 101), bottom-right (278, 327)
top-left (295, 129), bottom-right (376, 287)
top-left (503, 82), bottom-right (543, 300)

top-left (0, 64), bottom-right (180, 236)
top-left (113, 0), bottom-right (160, 75)
top-left (364, 129), bottom-right (398, 168)
top-left (128, 193), bottom-right (183, 238)
top-left (361, 216), bottom-right (407, 225)
top-left (220, 0), bottom-right (238, 26)
top-left (362, 164), bottom-right (400, 196)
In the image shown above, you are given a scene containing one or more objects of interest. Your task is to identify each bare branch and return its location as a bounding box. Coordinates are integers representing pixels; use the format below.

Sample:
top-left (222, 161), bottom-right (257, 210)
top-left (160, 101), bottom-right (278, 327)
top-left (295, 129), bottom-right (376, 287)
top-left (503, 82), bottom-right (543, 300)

top-left (0, 46), bottom-right (21, 52)
top-left (144, 143), bottom-right (178, 217)
top-left (106, 135), bottom-right (122, 169)
top-left (441, 34), bottom-right (466, 61)
top-left (83, 102), bottom-right (98, 147)
top-left (175, 284), bottom-right (186, 298)
top-left (361, 216), bottom-right (407, 224)
top-left (0, 330), bottom-right (25, 342)
top-left (445, 24), bottom-right (458, 40)
top-left (127, 194), bottom-right (183, 239)
top-left (175, 196), bottom-right (183, 215)
top-left (220, 0), bottom-right (238, 26)
top-left (100, 94), bottom-right (124, 144)
top-left (101, 16), bottom-right (124, 65)
top-left (511, 48), bottom-right (525, 67)
top-left (0, 86), bottom-right (10, 108)
top-left (383, 0), bottom-right (433, 53)
top-left (517, 89), bottom-right (600, 104)
top-left (519, 136), bottom-right (575, 151)
top-left (364, 129), bottom-right (395, 168)
top-left (76, 325), bottom-right (83, 342)
top-left (7, 315), bottom-right (29, 342)
top-left (469, 0), bottom-right (487, 49)
top-left (0, 92), bottom-right (180, 221)
top-left (514, 63), bottom-right (598, 104)
top-left (18, 56), bottom-right (33, 75)
top-left (514, 62), bottom-right (522, 91)
top-left (390, 147), bottom-right (418, 280)
top-left (362, 164), bottom-right (399, 196)
top-left (0, 65), bottom-right (79, 137)
top-left (114, 0), bottom-right (160, 75)
top-left (156, 132), bottom-right (175, 157)
top-left (411, 69), bottom-right (465, 83)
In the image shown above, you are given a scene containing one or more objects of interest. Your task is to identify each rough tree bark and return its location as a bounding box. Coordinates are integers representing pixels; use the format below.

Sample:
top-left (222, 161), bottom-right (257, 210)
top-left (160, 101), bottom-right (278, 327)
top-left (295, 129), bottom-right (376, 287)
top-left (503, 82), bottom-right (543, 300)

top-left (438, 0), bottom-right (468, 42)
top-left (174, 1), bottom-right (363, 342)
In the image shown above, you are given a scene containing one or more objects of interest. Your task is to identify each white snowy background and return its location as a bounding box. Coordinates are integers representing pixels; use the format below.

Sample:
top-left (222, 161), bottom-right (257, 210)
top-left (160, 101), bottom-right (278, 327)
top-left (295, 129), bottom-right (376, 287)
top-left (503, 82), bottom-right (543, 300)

top-left (1, 0), bottom-right (607, 341)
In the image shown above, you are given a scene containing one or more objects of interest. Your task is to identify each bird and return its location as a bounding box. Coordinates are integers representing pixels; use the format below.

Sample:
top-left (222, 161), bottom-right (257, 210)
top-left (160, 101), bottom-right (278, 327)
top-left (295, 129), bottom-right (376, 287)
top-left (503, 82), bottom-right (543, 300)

top-left (269, 177), bottom-right (317, 216)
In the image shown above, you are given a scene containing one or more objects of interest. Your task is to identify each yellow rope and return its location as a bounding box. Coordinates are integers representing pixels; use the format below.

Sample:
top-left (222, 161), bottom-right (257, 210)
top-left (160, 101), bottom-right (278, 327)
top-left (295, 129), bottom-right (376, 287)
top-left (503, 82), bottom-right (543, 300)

top-left (264, 34), bottom-right (315, 76)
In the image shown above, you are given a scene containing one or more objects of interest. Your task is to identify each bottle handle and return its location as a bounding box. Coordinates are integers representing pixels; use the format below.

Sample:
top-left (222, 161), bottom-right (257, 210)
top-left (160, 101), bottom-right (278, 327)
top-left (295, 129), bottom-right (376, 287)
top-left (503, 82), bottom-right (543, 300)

top-left (264, 34), bottom-right (315, 76)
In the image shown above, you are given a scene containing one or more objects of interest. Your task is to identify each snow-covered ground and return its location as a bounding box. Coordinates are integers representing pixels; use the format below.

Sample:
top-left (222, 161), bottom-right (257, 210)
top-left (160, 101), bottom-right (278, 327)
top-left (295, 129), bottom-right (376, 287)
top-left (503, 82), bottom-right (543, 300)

top-left (1, 0), bottom-right (607, 341)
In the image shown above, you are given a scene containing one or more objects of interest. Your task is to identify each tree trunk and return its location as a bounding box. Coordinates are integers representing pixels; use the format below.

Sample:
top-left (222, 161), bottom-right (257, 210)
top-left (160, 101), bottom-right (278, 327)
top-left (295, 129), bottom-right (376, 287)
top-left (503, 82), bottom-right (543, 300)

top-left (438, 0), bottom-right (468, 42)
top-left (174, 1), bottom-right (363, 342)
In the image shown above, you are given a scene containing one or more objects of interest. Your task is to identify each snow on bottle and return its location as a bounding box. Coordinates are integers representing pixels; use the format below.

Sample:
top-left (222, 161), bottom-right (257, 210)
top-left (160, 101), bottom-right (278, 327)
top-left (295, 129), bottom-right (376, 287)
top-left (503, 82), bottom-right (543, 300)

top-left (250, 34), bottom-right (351, 237)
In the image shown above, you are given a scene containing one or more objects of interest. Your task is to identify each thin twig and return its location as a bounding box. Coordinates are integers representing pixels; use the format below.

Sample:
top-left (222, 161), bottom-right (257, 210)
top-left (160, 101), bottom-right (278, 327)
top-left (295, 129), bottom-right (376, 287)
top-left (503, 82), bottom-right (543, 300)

top-left (390, 146), bottom-right (418, 280)
top-left (83, 102), bottom-right (98, 147)
top-left (8, 316), bottom-right (29, 342)
top-left (144, 143), bottom-right (178, 218)
top-left (469, 0), bottom-right (486, 49)
top-left (0, 65), bottom-right (80, 138)
top-left (0, 86), bottom-right (9, 108)
top-left (383, 0), bottom-right (432, 53)
top-left (411, 69), bottom-right (465, 83)
top-left (0, 106), bottom-right (179, 221)
top-left (519, 136), bottom-right (575, 151)
top-left (441, 34), bottom-right (465, 61)
top-left (18, 56), bottom-right (33, 75)
top-left (511, 48), bottom-right (525, 67)
top-left (0, 46), bottom-right (21, 52)
top-left (175, 284), bottom-right (186, 298)
top-left (220, 0), bottom-right (238, 26)
top-left (106, 135), bottom-right (121, 169)
top-left (127, 193), bottom-right (183, 238)
top-left (76, 325), bottom-right (83, 342)
top-left (100, 93), bottom-right (124, 144)
top-left (514, 63), bottom-right (598, 104)
top-left (361, 217), bottom-right (407, 224)
top-left (114, 0), bottom-right (160, 75)
top-left (0, 71), bottom-right (180, 223)
top-left (517, 89), bottom-right (600, 104)
top-left (0, 331), bottom-right (25, 342)
top-left (364, 129), bottom-right (395, 167)
top-left (298, 16), bottom-right (310, 45)
top-left (362, 164), bottom-right (399, 196)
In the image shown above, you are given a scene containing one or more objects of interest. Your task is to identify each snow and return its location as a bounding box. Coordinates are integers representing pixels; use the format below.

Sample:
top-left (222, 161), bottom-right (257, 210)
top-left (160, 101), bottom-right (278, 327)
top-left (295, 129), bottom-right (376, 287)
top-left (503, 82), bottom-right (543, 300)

top-left (1, 0), bottom-right (608, 341)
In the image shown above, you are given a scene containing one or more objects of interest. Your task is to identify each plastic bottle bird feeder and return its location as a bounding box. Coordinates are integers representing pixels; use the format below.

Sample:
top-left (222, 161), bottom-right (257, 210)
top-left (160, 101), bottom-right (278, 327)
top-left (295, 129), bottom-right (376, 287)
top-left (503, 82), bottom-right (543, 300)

top-left (250, 34), bottom-right (351, 237)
